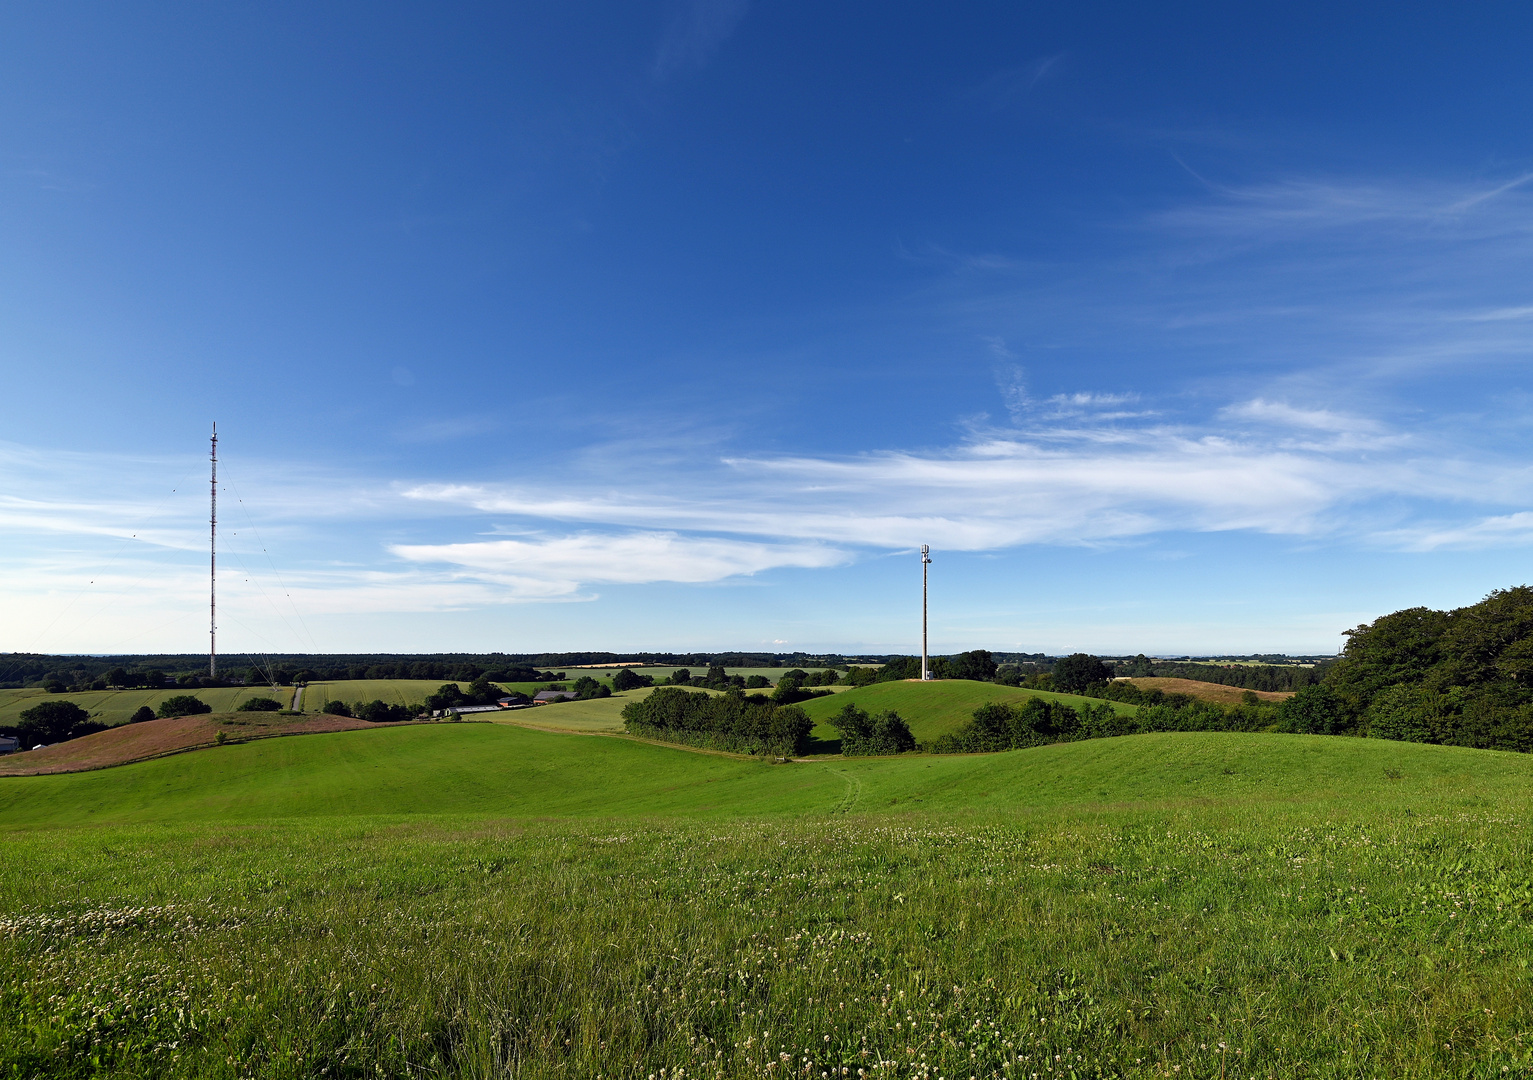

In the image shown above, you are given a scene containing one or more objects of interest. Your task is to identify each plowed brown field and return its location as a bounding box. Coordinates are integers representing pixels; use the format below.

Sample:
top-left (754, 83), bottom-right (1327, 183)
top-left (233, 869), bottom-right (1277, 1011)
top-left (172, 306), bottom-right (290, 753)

top-left (0, 712), bottom-right (420, 776)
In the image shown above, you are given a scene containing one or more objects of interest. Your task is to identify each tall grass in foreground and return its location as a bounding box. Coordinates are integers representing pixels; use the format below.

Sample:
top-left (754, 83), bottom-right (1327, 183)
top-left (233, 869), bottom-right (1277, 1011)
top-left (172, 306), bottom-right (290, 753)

top-left (2, 803), bottom-right (1531, 1079)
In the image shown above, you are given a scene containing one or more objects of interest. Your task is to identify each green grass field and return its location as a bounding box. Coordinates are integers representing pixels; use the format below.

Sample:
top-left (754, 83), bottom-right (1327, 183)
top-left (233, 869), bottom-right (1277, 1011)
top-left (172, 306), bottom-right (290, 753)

top-left (499, 678), bottom-right (1125, 748)
top-left (0, 684), bottom-right (294, 728)
top-left (3, 727), bottom-right (1532, 1077)
top-left (0, 724), bottom-right (1519, 825)
top-left (798, 678), bottom-right (1137, 745)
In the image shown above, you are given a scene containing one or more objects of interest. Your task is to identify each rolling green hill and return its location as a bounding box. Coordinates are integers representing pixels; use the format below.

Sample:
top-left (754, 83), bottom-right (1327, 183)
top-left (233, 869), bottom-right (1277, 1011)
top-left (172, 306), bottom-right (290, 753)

top-left (0, 724), bottom-right (1522, 827)
top-left (797, 678), bottom-right (1136, 744)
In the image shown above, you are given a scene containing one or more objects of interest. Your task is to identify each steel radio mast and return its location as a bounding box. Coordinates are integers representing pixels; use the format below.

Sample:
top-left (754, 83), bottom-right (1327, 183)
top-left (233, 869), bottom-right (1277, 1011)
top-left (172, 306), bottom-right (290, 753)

top-left (210, 422), bottom-right (218, 679)
top-left (920, 544), bottom-right (931, 681)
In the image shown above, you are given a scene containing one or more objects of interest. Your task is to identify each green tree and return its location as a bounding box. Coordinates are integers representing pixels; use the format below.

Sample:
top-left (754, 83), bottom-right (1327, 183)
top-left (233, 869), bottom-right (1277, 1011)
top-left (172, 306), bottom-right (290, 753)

top-left (129, 706), bottom-right (156, 724)
top-left (1278, 685), bottom-right (1348, 735)
top-left (948, 650), bottom-right (998, 681)
top-left (237, 697), bottom-right (283, 712)
top-left (612, 668), bottom-right (651, 691)
top-left (831, 703), bottom-right (916, 755)
top-left (156, 694), bottom-right (212, 719)
top-left (1051, 653), bottom-right (1112, 694)
top-left (16, 700), bottom-right (91, 744)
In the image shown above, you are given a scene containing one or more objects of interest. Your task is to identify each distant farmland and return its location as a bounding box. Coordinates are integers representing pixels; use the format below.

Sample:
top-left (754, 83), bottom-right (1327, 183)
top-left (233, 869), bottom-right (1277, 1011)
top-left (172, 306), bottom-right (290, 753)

top-left (0, 684), bottom-right (291, 729)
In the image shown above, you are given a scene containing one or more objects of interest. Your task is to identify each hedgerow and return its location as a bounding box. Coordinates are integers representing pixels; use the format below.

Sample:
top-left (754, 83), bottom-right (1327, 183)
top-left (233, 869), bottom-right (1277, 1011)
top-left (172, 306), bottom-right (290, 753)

top-left (621, 686), bottom-right (813, 756)
top-left (934, 697), bottom-right (1275, 753)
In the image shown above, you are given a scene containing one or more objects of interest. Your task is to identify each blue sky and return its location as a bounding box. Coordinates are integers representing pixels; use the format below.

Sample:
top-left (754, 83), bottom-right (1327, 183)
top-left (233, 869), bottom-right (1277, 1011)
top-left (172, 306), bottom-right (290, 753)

top-left (5, 1), bottom-right (1533, 657)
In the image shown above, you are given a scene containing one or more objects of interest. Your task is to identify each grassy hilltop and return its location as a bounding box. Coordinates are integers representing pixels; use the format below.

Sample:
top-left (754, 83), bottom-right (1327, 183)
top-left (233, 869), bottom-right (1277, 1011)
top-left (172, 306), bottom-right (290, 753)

top-left (795, 679), bottom-right (1138, 745)
top-left (2, 723), bottom-right (1532, 1078)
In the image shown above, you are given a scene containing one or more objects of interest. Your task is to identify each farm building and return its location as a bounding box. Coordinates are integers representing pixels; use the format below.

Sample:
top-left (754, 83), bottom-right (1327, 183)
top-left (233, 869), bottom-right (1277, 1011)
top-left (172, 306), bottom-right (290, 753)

top-left (0, 736), bottom-right (17, 754)
top-left (432, 705), bottom-right (503, 717)
top-left (496, 694), bottom-right (531, 707)
top-left (532, 690), bottom-right (579, 704)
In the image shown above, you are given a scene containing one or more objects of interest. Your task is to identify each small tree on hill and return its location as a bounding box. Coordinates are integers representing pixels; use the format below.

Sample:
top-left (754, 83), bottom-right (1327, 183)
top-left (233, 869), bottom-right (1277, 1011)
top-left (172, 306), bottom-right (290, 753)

top-left (16, 700), bottom-right (92, 744)
top-left (948, 650), bottom-right (998, 681)
top-left (129, 706), bottom-right (156, 724)
top-left (1051, 653), bottom-right (1112, 694)
top-left (157, 694), bottom-right (212, 719)
top-left (612, 668), bottom-right (652, 691)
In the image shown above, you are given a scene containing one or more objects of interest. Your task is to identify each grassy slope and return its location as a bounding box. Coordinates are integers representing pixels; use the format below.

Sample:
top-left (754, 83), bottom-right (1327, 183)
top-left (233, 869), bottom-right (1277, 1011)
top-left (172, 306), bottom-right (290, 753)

top-left (0, 725), bottom-right (1522, 828)
top-left (0, 723), bottom-right (841, 825)
top-left (797, 678), bottom-right (1136, 744)
top-left (0, 685), bottom-right (291, 728)
top-left (3, 730), bottom-right (1531, 1077)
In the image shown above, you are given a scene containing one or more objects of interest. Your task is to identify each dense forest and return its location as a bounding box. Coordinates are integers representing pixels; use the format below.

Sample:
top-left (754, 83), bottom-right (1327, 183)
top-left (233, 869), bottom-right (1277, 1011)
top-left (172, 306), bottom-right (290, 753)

top-left (1284, 585), bottom-right (1533, 752)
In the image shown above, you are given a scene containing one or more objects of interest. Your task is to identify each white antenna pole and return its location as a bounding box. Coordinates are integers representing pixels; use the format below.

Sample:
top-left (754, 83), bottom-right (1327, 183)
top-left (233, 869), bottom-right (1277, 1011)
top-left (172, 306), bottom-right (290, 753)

top-left (210, 422), bottom-right (217, 679)
top-left (921, 544), bottom-right (931, 680)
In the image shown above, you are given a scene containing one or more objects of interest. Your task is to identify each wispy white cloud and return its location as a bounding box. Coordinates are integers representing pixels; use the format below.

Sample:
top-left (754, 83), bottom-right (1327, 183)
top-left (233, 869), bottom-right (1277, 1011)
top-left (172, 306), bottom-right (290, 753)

top-left (1461, 305), bottom-right (1533, 322)
top-left (1220, 398), bottom-right (1383, 435)
top-left (1381, 511), bottom-right (1533, 552)
top-left (392, 531), bottom-right (845, 597)
top-left (400, 408), bottom-right (1531, 553)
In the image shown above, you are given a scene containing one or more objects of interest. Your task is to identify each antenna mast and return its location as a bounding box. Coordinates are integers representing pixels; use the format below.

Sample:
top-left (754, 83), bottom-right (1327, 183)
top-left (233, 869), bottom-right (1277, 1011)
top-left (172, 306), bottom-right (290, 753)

top-left (920, 544), bottom-right (931, 681)
top-left (210, 422), bottom-right (217, 679)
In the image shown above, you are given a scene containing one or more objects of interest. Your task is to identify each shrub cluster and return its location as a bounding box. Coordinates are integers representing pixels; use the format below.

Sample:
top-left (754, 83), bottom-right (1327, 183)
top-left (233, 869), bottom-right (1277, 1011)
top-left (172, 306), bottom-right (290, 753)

top-left (156, 694), bottom-right (212, 719)
top-left (570, 676), bottom-right (612, 700)
top-left (324, 700), bottom-right (423, 722)
top-left (611, 668), bottom-right (654, 691)
top-left (828, 703), bottom-right (915, 756)
top-left (621, 687), bottom-right (813, 756)
top-left (236, 697), bottom-right (283, 712)
top-left (933, 696), bottom-right (1279, 754)
top-left (424, 678), bottom-right (504, 712)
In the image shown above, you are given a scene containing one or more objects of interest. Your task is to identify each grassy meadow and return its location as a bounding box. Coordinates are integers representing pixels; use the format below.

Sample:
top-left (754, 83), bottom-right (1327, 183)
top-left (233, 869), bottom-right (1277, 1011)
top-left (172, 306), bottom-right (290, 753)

top-left (2, 726), bottom-right (1532, 1077)
top-left (797, 680), bottom-right (1137, 746)
top-left (0, 685), bottom-right (293, 728)
top-left (299, 678), bottom-right (585, 710)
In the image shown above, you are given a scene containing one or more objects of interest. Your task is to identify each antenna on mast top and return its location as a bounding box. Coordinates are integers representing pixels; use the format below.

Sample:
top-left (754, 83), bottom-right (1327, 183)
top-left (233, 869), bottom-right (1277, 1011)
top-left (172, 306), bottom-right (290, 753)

top-left (210, 422), bottom-right (217, 679)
